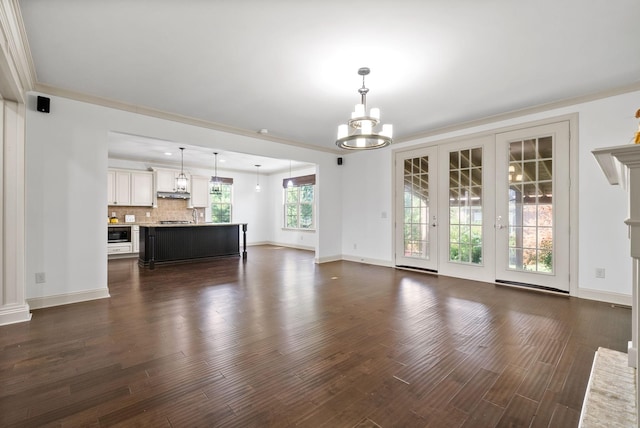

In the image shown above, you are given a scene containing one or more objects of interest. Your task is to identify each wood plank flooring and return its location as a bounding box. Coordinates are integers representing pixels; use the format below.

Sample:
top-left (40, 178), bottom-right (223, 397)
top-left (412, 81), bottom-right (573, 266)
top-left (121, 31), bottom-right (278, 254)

top-left (0, 245), bottom-right (631, 427)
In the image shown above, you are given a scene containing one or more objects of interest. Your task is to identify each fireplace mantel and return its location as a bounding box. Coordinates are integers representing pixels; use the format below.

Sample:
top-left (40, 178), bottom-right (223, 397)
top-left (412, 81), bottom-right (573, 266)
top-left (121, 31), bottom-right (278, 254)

top-left (592, 143), bottom-right (640, 414)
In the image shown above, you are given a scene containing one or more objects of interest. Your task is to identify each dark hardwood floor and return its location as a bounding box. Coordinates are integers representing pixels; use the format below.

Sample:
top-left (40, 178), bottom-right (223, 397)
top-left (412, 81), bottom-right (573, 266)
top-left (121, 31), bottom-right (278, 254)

top-left (0, 246), bottom-right (631, 427)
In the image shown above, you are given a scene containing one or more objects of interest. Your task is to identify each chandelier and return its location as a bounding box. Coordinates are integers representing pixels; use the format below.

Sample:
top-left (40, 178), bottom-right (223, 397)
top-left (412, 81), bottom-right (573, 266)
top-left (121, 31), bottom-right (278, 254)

top-left (255, 164), bottom-right (261, 192)
top-left (336, 67), bottom-right (393, 150)
top-left (210, 152), bottom-right (221, 195)
top-left (175, 147), bottom-right (188, 192)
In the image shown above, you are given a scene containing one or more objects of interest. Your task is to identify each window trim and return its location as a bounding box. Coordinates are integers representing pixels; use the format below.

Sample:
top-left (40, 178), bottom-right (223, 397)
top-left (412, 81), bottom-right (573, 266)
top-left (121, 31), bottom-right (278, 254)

top-left (210, 182), bottom-right (233, 223)
top-left (283, 181), bottom-right (315, 230)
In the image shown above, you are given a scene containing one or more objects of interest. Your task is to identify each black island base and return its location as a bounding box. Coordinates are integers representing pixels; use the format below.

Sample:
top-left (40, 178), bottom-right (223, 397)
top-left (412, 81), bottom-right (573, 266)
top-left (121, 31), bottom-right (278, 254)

top-left (138, 223), bottom-right (247, 269)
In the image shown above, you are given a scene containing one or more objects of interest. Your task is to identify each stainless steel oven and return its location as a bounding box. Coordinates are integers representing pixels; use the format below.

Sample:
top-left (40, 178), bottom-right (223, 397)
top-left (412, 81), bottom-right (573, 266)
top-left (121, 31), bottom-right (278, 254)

top-left (108, 226), bottom-right (131, 243)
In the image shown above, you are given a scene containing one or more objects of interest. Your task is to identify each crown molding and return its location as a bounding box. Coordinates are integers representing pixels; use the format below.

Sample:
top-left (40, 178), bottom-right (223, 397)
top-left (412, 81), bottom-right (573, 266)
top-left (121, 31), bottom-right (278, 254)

top-left (32, 82), bottom-right (343, 155)
top-left (397, 81), bottom-right (640, 144)
top-left (0, 0), bottom-right (35, 102)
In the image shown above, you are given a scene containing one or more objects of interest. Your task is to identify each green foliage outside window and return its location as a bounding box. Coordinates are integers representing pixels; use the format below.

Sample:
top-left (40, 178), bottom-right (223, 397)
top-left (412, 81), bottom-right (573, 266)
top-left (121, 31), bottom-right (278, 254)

top-left (211, 183), bottom-right (232, 223)
top-left (285, 185), bottom-right (314, 229)
top-left (449, 222), bottom-right (483, 264)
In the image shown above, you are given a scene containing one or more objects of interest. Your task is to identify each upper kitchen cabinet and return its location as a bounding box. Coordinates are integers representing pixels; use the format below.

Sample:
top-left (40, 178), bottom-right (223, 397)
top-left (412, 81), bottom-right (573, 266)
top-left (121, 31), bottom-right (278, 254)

top-left (108, 170), bottom-right (130, 205)
top-left (108, 169), bottom-right (154, 206)
top-left (131, 172), bottom-right (154, 206)
top-left (155, 168), bottom-right (190, 193)
top-left (189, 175), bottom-right (210, 208)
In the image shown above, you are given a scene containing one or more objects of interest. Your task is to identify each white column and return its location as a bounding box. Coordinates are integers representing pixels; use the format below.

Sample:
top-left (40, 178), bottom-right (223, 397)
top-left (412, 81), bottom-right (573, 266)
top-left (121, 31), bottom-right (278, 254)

top-left (0, 100), bottom-right (30, 325)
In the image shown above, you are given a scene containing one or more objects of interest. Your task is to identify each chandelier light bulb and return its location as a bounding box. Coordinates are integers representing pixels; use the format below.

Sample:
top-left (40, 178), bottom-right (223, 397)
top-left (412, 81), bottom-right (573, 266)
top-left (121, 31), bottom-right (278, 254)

top-left (360, 120), bottom-right (372, 135)
top-left (338, 124), bottom-right (348, 139)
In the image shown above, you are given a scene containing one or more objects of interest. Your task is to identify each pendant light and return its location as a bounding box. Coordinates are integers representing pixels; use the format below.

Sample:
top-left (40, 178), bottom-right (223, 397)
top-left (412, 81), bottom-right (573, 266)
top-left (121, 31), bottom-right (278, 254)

top-left (255, 165), bottom-right (261, 192)
top-left (287, 160), bottom-right (293, 188)
top-left (210, 152), bottom-right (221, 195)
top-left (336, 67), bottom-right (393, 150)
top-left (175, 147), bottom-right (188, 192)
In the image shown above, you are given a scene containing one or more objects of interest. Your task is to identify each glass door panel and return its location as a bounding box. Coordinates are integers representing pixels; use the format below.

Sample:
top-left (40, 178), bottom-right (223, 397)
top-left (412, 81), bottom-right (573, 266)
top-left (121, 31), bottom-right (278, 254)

top-left (438, 135), bottom-right (495, 283)
top-left (448, 147), bottom-right (483, 265)
top-left (496, 122), bottom-right (569, 291)
top-left (395, 147), bottom-right (438, 271)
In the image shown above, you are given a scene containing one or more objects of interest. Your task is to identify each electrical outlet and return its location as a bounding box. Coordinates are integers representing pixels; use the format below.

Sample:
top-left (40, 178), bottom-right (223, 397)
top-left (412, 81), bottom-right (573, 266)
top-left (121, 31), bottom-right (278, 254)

top-left (146, 212), bottom-right (151, 217)
top-left (595, 268), bottom-right (605, 278)
top-left (35, 272), bottom-right (46, 283)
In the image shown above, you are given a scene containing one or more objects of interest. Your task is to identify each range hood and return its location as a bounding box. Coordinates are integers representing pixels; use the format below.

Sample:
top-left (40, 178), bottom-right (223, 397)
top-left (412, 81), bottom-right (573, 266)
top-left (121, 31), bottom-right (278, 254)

top-left (157, 191), bottom-right (190, 199)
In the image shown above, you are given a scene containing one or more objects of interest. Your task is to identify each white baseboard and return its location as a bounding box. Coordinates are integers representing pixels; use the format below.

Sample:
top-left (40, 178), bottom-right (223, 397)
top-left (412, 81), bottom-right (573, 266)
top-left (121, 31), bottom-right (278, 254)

top-left (0, 303), bottom-right (32, 326)
top-left (341, 254), bottom-right (393, 268)
top-left (263, 241), bottom-right (316, 252)
top-left (316, 254), bottom-right (342, 264)
top-left (28, 288), bottom-right (110, 310)
top-left (578, 288), bottom-right (632, 307)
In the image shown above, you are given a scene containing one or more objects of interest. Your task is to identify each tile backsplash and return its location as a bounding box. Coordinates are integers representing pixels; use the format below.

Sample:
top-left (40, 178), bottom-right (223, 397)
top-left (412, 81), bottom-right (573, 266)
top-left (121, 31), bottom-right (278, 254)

top-left (107, 199), bottom-right (204, 224)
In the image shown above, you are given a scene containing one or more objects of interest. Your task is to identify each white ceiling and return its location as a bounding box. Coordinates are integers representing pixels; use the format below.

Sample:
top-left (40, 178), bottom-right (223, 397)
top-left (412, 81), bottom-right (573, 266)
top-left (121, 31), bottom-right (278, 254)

top-left (108, 132), bottom-right (309, 174)
top-left (17, 0), bottom-right (640, 162)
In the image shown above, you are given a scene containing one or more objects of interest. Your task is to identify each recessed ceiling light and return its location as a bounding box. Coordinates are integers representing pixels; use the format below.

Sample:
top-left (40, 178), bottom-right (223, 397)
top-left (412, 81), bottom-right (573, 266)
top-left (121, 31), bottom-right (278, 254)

top-left (219, 159), bottom-right (226, 163)
top-left (164, 152), bottom-right (172, 156)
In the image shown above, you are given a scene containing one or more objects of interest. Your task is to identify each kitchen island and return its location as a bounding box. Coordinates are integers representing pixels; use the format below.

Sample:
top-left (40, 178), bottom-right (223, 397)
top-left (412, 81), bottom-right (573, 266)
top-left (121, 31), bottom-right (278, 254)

top-left (138, 223), bottom-right (247, 269)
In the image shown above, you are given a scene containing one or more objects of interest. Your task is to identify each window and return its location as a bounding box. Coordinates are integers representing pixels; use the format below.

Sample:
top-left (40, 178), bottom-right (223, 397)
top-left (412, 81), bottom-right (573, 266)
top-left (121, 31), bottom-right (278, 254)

top-left (283, 174), bottom-right (315, 229)
top-left (211, 182), bottom-right (232, 223)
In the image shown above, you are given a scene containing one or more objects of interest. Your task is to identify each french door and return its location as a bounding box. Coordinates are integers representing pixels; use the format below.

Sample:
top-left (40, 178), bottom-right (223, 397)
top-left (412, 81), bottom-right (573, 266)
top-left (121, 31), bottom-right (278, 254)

top-left (394, 121), bottom-right (571, 293)
top-left (495, 122), bottom-right (570, 291)
top-left (437, 136), bottom-right (496, 283)
top-left (394, 146), bottom-right (438, 271)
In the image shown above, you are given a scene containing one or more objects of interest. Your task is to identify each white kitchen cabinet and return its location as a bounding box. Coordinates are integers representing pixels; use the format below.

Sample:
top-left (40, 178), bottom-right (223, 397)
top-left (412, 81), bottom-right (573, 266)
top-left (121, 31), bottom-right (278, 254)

top-left (108, 169), bottom-right (153, 207)
top-left (155, 168), bottom-right (190, 193)
top-left (107, 170), bottom-right (131, 205)
top-left (155, 169), bottom-right (176, 192)
top-left (107, 243), bottom-right (133, 254)
top-left (131, 172), bottom-right (154, 206)
top-left (189, 175), bottom-right (210, 208)
top-left (107, 170), bottom-right (116, 204)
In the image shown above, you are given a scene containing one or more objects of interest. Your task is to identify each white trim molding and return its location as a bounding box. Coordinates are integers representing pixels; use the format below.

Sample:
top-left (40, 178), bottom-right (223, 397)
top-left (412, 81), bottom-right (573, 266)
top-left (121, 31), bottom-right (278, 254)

top-left (27, 288), bottom-right (110, 310)
top-left (578, 287), bottom-right (632, 307)
top-left (0, 303), bottom-right (31, 325)
top-left (340, 255), bottom-right (394, 268)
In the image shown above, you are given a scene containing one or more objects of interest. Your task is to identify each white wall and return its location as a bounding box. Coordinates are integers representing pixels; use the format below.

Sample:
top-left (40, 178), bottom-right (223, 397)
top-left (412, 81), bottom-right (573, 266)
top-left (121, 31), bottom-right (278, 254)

top-left (340, 90), bottom-right (640, 302)
top-left (341, 150), bottom-right (394, 266)
top-left (25, 93), bottom-right (342, 304)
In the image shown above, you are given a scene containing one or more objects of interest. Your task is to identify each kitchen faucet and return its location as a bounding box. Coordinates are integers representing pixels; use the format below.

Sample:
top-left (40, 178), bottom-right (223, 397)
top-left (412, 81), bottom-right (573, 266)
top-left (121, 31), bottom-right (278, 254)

top-left (192, 208), bottom-right (198, 224)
